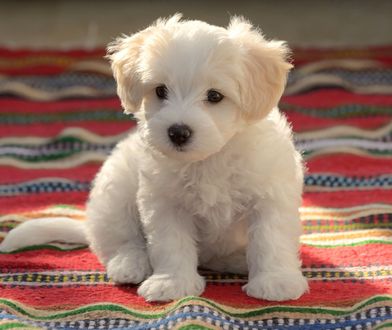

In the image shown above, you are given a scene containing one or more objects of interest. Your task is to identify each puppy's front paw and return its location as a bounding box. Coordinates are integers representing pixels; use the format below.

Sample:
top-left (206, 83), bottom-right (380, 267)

top-left (243, 271), bottom-right (308, 301)
top-left (137, 273), bottom-right (205, 302)
top-left (107, 248), bottom-right (152, 284)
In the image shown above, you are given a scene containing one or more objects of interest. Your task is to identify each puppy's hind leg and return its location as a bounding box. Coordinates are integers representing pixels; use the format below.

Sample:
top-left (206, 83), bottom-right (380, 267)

top-left (86, 140), bottom-right (151, 284)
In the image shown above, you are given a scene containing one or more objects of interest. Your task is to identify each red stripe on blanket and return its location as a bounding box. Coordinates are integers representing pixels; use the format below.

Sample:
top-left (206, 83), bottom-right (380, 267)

top-left (282, 89), bottom-right (392, 107)
top-left (1, 245), bottom-right (389, 272)
top-left (288, 112), bottom-right (390, 132)
top-left (0, 165), bottom-right (100, 184)
top-left (0, 280), bottom-right (389, 310)
top-left (292, 46), bottom-right (392, 66)
top-left (0, 249), bottom-right (102, 271)
top-left (0, 98), bottom-right (121, 113)
top-left (0, 66), bottom-right (107, 76)
top-left (0, 48), bottom-right (106, 58)
top-left (303, 190), bottom-right (392, 207)
top-left (0, 122), bottom-right (134, 137)
top-left (204, 281), bottom-right (392, 308)
top-left (307, 154), bottom-right (392, 176)
top-left (0, 192), bottom-right (88, 213)
top-left (301, 245), bottom-right (392, 267)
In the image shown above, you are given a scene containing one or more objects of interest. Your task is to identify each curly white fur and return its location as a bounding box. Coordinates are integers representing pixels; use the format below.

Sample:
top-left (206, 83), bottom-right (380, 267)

top-left (1, 14), bottom-right (308, 302)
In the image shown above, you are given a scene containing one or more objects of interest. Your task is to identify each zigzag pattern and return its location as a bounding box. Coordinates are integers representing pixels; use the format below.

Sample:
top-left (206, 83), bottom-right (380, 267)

top-left (0, 296), bottom-right (391, 330)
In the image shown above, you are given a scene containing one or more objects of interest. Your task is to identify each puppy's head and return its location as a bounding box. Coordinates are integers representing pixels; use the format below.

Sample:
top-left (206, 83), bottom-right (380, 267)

top-left (107, 14), bottom-right (292, 162)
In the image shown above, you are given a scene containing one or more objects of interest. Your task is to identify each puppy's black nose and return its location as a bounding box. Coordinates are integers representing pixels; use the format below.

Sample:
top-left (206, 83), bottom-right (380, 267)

top-left (168, 124), bottom-right (192, 147)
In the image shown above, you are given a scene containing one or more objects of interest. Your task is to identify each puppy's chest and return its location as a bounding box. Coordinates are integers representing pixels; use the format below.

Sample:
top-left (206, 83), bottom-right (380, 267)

top-left (177, 166), bottom-right (251, 226)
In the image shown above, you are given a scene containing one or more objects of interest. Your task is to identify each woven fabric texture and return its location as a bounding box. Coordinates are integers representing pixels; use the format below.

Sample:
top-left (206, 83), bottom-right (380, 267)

top-left (0, 46), bottom-right (391, 330)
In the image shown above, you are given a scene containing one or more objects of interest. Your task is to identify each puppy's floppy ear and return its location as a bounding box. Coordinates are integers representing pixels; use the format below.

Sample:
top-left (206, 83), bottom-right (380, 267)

top-left (106, 28), bottom-right (152, 114)
top-left (228, 17), bottom-right (293, 122)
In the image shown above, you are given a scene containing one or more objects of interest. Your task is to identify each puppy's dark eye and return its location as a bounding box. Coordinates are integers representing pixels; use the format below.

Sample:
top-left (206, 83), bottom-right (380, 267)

top-left (207, 89), bottom-right (224, 103)
top-left (156, 85), bottom-right (168, 100)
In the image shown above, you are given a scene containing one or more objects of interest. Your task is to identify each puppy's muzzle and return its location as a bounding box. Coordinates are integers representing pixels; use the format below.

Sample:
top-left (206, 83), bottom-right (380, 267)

top-left (168, 124), bottom-right (192, 147)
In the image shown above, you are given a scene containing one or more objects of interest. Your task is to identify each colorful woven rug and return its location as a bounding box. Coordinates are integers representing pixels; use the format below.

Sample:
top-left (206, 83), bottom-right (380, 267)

top-left (0, 46), bottom-right (392, 330)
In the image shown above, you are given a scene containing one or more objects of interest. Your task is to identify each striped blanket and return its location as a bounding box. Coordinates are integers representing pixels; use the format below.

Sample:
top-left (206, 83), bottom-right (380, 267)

top-left (0, 46), bottom-right (391, 330)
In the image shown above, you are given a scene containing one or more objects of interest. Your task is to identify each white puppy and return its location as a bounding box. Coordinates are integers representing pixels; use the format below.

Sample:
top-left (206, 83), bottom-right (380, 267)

top-left (1, 14), bottom-right (309, 302)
